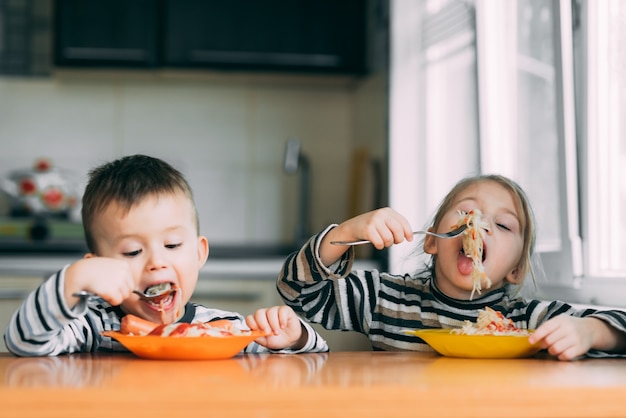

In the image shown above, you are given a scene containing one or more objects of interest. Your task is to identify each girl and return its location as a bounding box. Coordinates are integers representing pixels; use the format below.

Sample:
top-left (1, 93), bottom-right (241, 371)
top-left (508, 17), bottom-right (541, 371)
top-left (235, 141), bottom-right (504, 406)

top-left (277, 174), bottom-right (626, 360)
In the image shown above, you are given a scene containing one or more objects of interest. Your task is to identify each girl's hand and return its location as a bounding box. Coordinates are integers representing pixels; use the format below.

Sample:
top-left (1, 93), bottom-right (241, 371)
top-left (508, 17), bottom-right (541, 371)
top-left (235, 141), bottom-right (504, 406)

top-left (320, 207), bottom-right (414, 265)
top-left (529, 315), bottom-right (623, 361)
top-left (245, 305), bottom-right (307, 350)
top-left (65, 257), bottom-right (135, 307)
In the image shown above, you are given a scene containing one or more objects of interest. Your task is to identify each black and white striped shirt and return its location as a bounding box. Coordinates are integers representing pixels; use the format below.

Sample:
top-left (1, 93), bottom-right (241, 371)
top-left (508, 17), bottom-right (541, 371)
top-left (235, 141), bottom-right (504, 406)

top-left (5, 265), bottom-right (329, 357)
top-left (277, 226), bottom-right (626, 357)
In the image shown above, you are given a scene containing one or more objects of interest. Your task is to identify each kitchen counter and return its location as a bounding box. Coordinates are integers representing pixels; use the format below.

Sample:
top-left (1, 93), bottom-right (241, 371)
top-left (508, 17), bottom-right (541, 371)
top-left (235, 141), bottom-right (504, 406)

top-left (0, 351), bottom-right (625, 417)
top-left (0, 254), bottom-right (293, 280)
top-left (0, 254), bottom-right (379, 353)
top-left (0, 254), bottom-right (380, 280)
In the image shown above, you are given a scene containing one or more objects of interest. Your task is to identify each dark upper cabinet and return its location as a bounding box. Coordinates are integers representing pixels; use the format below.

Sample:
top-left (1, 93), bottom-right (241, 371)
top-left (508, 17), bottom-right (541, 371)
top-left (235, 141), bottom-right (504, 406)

top-left (163, 0), bottom-right (366, 75)
top-left (54, 0), bottom-right (160, 68)
top-left (53, 0), bottom-right (367, 75)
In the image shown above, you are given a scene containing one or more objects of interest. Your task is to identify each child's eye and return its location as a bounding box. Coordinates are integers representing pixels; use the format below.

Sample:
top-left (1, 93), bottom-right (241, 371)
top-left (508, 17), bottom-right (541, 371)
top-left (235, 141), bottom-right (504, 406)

top-left (165, 243), bottom-right (182, 249)
top-left (496, 223), bottom-right (511, 231)
top-left (123, 249), bottom-right (142, 257)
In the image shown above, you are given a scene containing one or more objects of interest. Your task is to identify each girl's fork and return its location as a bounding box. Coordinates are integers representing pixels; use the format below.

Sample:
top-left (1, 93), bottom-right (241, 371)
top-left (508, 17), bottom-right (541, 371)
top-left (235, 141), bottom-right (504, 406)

top-left (330, 224), bottom-right (468, 246)
top-left (72, 290), bottom-right (99, 299)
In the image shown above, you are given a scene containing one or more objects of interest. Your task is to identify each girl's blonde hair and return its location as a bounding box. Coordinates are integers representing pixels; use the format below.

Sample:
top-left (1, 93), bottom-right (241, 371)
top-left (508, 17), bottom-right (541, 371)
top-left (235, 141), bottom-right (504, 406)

top-left (423, 174), bottom-right (537, 288)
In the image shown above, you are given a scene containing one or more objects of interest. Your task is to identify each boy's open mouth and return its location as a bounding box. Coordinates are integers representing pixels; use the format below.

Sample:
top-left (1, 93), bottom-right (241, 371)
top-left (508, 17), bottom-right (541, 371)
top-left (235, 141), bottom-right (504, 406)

top-left (140, 282), bottom-right (178, 308)
top-left (138, 282), bottom-right (181, 324)
top-left (146, 290), bottom-right (176, 309)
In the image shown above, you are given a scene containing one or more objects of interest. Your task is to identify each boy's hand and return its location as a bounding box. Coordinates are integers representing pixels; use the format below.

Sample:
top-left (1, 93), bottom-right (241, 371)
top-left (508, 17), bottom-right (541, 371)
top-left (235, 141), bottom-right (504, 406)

top-left (529, 315), bottom-right (624, 361)
top-left (245, 305), bottom-right (307, 351)
top-left (65, 257), bottom-right (135, 307)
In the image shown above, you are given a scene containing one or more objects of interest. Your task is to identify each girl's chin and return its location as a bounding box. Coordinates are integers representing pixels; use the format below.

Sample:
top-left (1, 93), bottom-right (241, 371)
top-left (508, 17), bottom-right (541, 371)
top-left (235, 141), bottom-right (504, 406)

top-left (436, 279), bottom-right (474, 299)
top-left (436, 270), bottom-right (493, 298)
top-left (450, 275), bottom-right (476, 289)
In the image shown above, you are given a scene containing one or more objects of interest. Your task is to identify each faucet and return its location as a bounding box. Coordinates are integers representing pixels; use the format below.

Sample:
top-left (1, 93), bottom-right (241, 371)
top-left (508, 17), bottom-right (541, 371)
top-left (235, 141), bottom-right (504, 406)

top-left (284, 138), bottom-right (310, 247)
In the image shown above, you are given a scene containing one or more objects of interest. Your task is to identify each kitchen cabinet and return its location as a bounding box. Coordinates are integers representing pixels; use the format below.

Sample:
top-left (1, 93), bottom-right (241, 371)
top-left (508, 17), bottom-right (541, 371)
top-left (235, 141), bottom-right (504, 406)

top-left (54, 0), bottom-right (160, 68)
top-left (163, 0), bottom-right (366, 74)
top-left (0, 276), bottom-right (43, 353)
top-left (53, 0), bottom-right (367, 74)
top-left (0, 0), bottom-right (53, 75)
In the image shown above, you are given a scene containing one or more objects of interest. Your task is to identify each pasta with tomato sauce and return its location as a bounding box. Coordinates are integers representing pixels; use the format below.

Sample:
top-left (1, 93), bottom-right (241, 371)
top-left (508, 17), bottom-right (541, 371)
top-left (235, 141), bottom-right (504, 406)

top-left (452, 307), bottom-right (529, 336)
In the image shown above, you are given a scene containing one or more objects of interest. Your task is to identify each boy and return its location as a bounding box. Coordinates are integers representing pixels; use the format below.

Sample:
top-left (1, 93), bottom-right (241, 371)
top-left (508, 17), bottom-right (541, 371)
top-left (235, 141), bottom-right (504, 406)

top-left (5, 154), bottom-right (328, 356)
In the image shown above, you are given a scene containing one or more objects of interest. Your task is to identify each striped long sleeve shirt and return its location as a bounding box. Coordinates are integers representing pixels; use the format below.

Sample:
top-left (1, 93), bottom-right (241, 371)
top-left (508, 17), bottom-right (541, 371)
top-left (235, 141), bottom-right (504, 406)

top-left (5, 265), bottom-right (329, 357)
top-left (277, 225), bottom-right (626, 357)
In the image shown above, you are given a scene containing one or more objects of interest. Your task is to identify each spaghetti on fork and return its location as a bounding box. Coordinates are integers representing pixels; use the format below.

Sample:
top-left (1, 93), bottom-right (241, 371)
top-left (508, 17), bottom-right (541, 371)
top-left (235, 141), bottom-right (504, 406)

top-left (450, 209), bottom-right (490, 300)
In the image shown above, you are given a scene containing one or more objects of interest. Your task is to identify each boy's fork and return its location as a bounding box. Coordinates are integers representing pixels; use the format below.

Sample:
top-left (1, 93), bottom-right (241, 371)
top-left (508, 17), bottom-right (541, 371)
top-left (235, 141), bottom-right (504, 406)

top-left (72, 288), bottom-right (176, 302)
top-left (330, 224), bottom-right (468, 246)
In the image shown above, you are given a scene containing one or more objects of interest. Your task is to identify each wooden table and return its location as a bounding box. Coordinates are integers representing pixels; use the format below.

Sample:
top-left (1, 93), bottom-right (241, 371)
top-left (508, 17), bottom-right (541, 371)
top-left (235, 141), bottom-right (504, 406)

top-left (0, 351), bottom-right (625, 418)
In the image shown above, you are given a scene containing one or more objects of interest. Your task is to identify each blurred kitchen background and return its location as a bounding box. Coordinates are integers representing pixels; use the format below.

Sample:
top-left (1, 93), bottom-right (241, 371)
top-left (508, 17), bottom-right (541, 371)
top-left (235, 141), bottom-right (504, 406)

top-left (0, 0), bottom-right (389, 351)
top-left (1, 0), bottom-right (626, 351)
top-left (0, 0), bottom-right (389, 252)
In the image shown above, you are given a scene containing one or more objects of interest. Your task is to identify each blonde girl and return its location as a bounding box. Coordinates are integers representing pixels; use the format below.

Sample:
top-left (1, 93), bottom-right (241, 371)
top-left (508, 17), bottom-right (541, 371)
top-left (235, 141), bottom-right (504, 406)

top-left (277, 174), bottom-right (626, 360)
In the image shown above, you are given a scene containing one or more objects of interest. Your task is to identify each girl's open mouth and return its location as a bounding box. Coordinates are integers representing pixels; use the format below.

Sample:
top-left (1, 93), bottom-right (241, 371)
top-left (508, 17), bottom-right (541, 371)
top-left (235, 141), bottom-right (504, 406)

top-left (461, 242), bottom-right (487, 262)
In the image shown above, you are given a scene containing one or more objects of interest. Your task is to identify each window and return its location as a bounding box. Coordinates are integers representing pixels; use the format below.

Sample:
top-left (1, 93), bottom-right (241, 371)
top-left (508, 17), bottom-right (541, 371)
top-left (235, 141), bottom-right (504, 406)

top-left (581, 0), bottom-right (626, 278)
top-left (389, 0), bottom-right (480, 274)
top-left (389, 0), bottom-right (626, 305)
top-left (476, 0), bottom-right (581, 288)
top-left (389, 0), bottom-right (578, 282)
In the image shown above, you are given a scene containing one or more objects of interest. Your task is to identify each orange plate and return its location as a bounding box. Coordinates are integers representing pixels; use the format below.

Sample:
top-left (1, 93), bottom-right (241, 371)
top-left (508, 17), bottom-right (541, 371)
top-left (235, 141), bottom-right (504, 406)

top-left (102, 330), bottom-right (268, 360)
top-left (408, 329), bottom-right (541, 359)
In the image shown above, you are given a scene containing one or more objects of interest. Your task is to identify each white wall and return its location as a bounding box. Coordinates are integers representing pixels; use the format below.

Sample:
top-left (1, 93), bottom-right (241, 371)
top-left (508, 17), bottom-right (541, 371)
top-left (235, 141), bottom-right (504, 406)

top-left (0, 70), bottom-right (386, 246)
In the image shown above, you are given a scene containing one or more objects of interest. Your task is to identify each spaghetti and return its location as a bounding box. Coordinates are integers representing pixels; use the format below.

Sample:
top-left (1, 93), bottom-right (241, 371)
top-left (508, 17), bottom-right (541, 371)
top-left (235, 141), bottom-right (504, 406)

top-left (148, 321), bottom-right (248, 338)
top-left (451, 209), bottom-right (490, 299)
top-left (452, 307), bottom-right (529, 336)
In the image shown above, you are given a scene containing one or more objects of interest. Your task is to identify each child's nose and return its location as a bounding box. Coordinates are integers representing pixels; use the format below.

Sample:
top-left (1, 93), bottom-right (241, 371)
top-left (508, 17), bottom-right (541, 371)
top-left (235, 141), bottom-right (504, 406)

top-left (146, 249), bottom-right (168, 270)
top-left (480, 218), bottom-right (493, 234)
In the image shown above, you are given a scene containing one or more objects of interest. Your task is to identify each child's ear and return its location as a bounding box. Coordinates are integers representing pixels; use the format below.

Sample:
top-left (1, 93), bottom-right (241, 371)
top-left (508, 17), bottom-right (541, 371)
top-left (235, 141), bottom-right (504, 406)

top-left (197, 236), bottom-right (209, 266)
top-left (505, 267), bottom-right (522, 284)
top-left (423, 228), bottom-right (438, 255)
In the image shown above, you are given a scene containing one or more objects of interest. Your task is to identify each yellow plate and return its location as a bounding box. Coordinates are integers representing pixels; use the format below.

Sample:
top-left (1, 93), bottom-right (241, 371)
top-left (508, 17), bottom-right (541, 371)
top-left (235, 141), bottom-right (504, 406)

top-left (408, 329), bottom-right (541, 359)
top-left (102, 330), bottom-right (267, 360)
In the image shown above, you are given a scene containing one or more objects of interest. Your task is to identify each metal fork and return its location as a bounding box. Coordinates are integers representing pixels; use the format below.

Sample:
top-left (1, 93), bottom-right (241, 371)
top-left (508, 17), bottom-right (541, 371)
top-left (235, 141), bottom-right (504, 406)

top-left (72, 291), bottom-right (99, 299)
top-left (132, 288), bottom-right (176, 302)
top-left (72, 288), bottom-right (176, 302)
top-left (330, 224), bottom-right (468, 246)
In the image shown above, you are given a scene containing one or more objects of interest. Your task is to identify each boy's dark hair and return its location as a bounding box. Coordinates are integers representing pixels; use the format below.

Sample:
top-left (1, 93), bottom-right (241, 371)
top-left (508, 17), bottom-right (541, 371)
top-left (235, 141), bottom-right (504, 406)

top-left (81, 154), bottom-right (198, 253)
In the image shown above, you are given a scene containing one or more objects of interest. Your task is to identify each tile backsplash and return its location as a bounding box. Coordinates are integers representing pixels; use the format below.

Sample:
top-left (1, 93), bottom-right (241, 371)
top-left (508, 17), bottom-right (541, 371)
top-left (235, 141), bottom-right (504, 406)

top-left (0, 70), bottom-right (387, 246)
